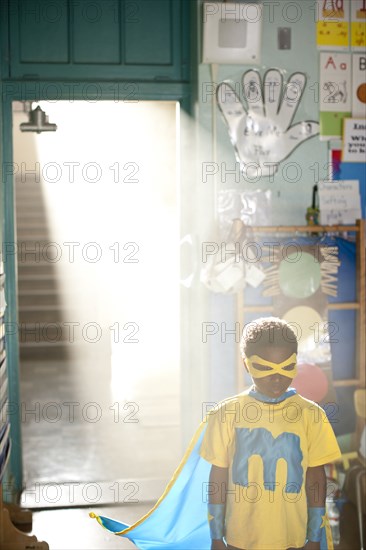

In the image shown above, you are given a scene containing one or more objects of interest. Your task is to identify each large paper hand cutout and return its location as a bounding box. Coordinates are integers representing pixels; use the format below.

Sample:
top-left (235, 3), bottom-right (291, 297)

top-left (217, 69), bottom-right (319, 178)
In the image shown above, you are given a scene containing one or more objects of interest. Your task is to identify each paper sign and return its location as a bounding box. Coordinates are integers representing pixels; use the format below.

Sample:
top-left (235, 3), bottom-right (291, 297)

top-left (351, 0), bottom-right (366, 50)
top-left (318, 179), bottom-right (362, 224)
top-left (352, 54), bottom-right (366, 117)
top-left (342, 118), bottom-right (366, 162)
top-left (320, 53), bottom-right (352, 140)
top-left (317, 0), bottom-right (350, 49)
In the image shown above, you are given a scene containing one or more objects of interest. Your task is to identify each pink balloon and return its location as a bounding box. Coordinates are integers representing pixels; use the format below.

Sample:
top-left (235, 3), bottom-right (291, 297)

top-left (292, 363), bottom-right (329, 402)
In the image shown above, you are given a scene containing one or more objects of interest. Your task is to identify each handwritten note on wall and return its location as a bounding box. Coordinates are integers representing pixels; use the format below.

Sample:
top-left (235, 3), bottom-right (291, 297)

top-left (318, 180), bottom-right (362, 224)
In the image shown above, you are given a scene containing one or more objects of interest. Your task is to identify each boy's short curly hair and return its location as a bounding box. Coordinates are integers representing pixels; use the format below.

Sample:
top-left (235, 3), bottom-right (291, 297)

top-left (240, 316), bottom-right (298, 359)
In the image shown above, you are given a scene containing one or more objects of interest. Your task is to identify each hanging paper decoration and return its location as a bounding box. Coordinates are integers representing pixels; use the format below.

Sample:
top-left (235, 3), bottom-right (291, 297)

top-left (278, 252), bottom-right (322, 299)
top-left (317, 0), bottom-right (350, 50)
top-left (200, 219), bottom-right (265, 294)
top-left (319, 52), bottom-right (352, 140)
top-left (319, 245), bottom-right (341, 297)
top-left (217, 189), bottom-right (273, 232)
top-left (262, 244), bottom-right (340, 298)
top-left (216, 69), bottom-right (319, 179)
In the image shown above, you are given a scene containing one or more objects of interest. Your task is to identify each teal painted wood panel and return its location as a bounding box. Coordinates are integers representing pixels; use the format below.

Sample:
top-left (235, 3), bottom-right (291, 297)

top-left (7, 0), bottom-right (189, 81)
top-left (16, 0), bottom-right (69, 63)
top-left (124, 0), bottom-right (172, 65)
top-left (73, 0), bottom-right (121, 64)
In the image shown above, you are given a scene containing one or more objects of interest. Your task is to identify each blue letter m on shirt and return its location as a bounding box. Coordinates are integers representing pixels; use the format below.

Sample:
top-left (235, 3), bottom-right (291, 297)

top-left (232, 427), bottom-right (303, 493)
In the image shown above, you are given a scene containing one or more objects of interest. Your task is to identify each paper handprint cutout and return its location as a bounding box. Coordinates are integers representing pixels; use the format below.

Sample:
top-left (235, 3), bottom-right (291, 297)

top-left (217, 69), bottom-right (319, 178)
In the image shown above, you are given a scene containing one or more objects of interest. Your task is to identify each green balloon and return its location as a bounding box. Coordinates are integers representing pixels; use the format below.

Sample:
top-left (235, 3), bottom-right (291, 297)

top-left (279, 252), bottom-right (321, 298)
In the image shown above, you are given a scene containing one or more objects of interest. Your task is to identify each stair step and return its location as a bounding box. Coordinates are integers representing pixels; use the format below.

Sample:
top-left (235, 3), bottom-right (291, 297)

top-left (16, 223), bottom-right (50, 230)
top-left (16, 239), bottom-right (54, 249)
top-left (18, 293), bottom-right (62, 307)
top-left (16, 234), bottom-right (53, 242)
top-left (17, 250), bottom-right (61, 263)
top-left (19, 342), bottom-right (70, 361)
top-left (19, 323), bottom-right (71, 343)
top-left (15, 191), bottom-right (46, 198)
top-left (18, 279), bottom-right (58, 292)
top-left (17, 264), bottom-right (59, 277)
top-left (16, 212), bottom-right (48, 222)
top-left (17, 273), bottom-right (83, 288)
top-left (18, 307), bottom-right (71, 324)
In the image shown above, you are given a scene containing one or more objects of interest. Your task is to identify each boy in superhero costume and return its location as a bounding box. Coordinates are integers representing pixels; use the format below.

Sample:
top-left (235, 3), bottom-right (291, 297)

top-left (201, 317), bottom-right (341, 550)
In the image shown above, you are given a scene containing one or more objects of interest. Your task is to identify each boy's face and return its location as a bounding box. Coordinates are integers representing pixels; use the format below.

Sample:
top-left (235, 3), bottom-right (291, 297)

top-left (244, 346), bottom-right (296, 398)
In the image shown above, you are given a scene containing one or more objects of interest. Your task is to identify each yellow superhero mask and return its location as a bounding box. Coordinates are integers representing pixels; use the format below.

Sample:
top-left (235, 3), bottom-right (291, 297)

top-left (246, 353), bottom-right (297, 379)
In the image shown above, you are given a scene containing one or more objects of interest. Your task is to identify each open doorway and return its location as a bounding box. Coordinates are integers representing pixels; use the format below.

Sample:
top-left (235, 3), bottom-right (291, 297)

top-left (12, 100), bottom-right (181, 505)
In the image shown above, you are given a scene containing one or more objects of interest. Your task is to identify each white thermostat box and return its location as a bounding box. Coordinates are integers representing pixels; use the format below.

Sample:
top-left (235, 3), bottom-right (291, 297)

top-left (202, 2), bottom-right (262, 64)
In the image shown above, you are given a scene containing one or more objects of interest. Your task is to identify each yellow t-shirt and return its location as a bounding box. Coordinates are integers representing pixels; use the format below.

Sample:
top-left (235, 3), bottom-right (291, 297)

top-left (199, 389), bottom-right (341, 550)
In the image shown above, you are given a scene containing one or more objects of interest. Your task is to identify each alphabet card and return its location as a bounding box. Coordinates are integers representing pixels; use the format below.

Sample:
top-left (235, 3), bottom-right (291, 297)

top-left (352, 53), bottom-right (366, 117)
top-left (317, 0), bottom-right (350, 49)
top-left (351, 0), bottom-right (366, 50)
top-left (342, 118), bottom-right (366, 162)
top-left (319, 52), bottom-right (352, 140)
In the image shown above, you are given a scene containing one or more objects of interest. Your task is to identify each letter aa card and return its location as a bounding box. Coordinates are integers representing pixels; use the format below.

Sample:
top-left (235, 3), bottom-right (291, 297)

top-left (319, 52), bottom-right (352, 140)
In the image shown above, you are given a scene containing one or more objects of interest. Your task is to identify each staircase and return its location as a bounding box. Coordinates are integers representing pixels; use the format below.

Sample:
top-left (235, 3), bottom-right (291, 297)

top-left (15, 176), bottom-right (70, 362)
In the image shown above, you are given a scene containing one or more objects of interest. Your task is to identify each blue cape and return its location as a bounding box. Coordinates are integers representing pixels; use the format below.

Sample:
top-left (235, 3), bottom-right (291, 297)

top-left (90, 421), bottom-right (212, 549)
top-left (90, 409), bottom-right (334, 549)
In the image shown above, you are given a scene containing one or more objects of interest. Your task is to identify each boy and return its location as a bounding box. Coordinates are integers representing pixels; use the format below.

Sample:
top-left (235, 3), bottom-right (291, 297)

top-left (200, 317), bottom-right (341, 550)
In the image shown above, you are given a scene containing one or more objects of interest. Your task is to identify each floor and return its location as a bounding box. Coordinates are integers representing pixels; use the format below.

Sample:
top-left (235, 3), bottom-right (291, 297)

top-left (30, 504), bottom-right (153, 549)
top-left (19, 359), bottom-right (181, 514)
top-left (19, 500), bottom-right (363, 550)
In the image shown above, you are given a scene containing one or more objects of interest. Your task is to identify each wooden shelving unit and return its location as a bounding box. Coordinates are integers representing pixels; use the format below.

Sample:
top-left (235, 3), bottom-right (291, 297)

top-left (237, 219), bottom-right (365, 392)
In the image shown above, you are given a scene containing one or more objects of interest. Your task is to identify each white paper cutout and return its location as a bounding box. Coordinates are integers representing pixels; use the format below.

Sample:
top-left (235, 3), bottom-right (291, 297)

top-left (217, 69), bottom-right (319, 178)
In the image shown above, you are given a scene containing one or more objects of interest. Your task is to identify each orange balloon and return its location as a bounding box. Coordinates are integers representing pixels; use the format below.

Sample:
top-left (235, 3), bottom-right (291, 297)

top-left (292, 363), bottom-right (329, 402)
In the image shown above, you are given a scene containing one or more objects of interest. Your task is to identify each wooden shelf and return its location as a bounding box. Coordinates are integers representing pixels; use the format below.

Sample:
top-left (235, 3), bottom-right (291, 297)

top-left (237, 219), bottom-right (366, 391)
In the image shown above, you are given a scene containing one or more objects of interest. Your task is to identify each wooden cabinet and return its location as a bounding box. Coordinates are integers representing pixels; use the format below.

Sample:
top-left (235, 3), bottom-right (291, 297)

top-left (6, 0), bottom-right (190, 81)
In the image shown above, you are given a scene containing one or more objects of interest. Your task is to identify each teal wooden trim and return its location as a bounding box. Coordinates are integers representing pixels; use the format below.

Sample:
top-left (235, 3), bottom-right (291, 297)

top-left (0, 0), bottom-right (10, 79)
top-left (180, 0), bottom-right (191, 84)
top-left (1, 96), bottom-right (23, 497)
top-left (184, 0), bottom-right (198, 116)
top-left (1, 79), bottom-right (191, 102)
top-left (10, 63), bottom-right (185, 83)
top-left (180, 94), bottom-right (192, 115)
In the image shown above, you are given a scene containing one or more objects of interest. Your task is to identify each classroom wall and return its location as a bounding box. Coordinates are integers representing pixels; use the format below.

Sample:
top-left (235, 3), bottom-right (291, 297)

top-left (198, 0), bottom-right (328, 223)
top-left (195, 0), bottom-right (329, 402)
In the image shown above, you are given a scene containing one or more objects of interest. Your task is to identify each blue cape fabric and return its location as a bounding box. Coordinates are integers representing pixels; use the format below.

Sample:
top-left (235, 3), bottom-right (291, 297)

top-left (90, 405), bottom-right (334, 549)
top-left (90, 422), bottom-right (212, 549)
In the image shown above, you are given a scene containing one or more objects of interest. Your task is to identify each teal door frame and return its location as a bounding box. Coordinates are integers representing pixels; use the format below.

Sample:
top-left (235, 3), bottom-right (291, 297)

top-left (1, 81), bottom-right (192, 498)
